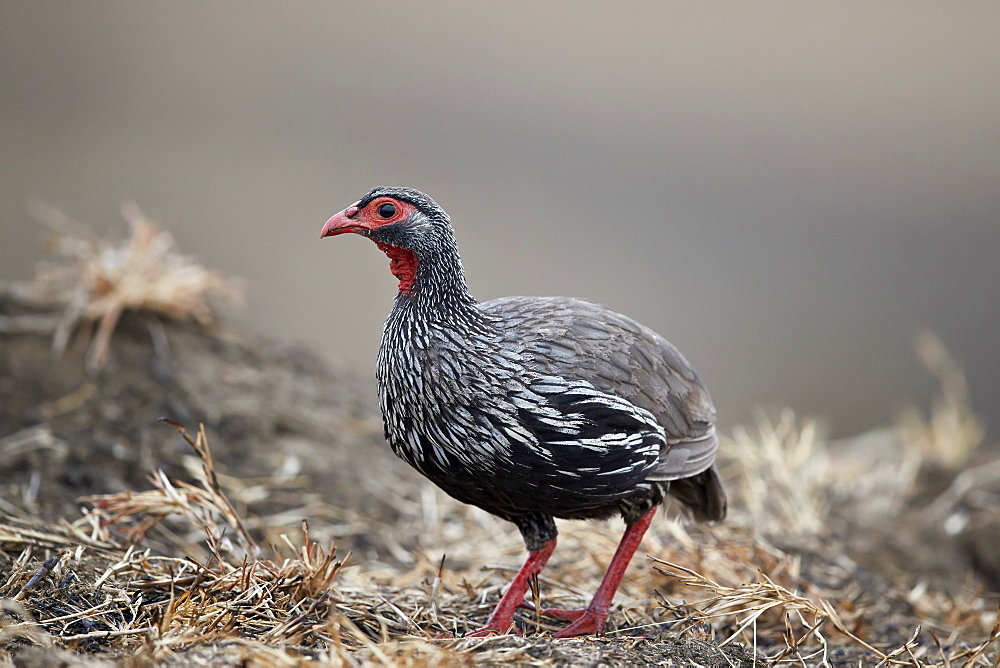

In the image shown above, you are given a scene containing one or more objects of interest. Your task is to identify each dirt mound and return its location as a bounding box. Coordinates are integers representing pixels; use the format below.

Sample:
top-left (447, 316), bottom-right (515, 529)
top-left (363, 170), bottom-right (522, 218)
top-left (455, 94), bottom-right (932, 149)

top-left (0, 291), bottom-right (396, 523)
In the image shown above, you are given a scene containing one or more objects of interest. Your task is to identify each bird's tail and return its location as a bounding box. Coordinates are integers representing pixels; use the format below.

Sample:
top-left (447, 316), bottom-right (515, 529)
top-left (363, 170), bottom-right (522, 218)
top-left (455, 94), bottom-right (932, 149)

top-left (666, 466), bottom-right (727, 522)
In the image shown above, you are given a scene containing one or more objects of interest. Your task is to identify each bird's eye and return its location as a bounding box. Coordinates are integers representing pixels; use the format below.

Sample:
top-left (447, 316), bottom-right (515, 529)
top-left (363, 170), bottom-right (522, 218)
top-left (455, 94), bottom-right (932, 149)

top-left (377, 203), bottom-right (397, 219)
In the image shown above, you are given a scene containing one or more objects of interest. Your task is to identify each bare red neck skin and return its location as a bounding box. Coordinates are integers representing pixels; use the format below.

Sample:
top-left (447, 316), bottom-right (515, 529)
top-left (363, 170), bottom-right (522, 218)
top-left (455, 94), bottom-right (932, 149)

top-left (374, 241), bottom-right (418, 295)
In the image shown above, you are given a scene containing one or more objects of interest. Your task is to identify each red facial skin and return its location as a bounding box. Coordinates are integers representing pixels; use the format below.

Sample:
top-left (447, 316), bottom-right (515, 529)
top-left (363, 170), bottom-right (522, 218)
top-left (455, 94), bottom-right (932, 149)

top-left (321, 197), bottom-right (420, 295)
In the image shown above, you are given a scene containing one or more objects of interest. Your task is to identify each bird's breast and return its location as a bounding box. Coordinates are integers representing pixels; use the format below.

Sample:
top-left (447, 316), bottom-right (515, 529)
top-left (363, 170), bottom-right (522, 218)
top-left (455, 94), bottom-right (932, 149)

top-left (378, 321), bottom-right (519, 467)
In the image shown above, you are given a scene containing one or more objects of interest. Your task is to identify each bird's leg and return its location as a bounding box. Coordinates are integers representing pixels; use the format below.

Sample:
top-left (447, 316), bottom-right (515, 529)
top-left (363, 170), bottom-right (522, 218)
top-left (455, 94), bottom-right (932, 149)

top-left (464, 538), bottom-right (557, 637)
top-left (532, 505), bottom-right (657, 638)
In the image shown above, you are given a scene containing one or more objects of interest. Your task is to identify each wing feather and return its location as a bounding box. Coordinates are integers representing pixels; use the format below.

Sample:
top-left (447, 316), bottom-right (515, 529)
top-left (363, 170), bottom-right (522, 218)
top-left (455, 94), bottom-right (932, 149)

top-left (482, 295), bottom-right (718, 482)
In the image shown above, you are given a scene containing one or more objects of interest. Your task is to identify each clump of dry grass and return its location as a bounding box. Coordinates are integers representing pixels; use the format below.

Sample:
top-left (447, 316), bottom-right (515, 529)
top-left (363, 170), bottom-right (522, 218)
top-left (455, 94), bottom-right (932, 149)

top-left (723, 328), bottom-right (991, 537)
top-left (85, 420), bottom-right (258, 562)
top-left (724, 408), bottom-right (928, 533)
top-left (1, 422), bottom-right (349, 664)
top-left (690, 332), bottom-right (1000, 665)
top-left (2, 201), bottom-right (243, 372)
top-left (652, 555), bottom-right (1000, 667)
top-left (897, 330), bottom-right (986, 468)
top-left (723, 409), bottom-right (830, 534)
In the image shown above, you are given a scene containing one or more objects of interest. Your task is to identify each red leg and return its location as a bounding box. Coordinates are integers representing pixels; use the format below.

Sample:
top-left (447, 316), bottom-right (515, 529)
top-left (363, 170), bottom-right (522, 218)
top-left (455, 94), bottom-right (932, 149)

top-left (465, 538), bottom-right (557, 637)
top-left (552, 505), bottom-right (658, 638)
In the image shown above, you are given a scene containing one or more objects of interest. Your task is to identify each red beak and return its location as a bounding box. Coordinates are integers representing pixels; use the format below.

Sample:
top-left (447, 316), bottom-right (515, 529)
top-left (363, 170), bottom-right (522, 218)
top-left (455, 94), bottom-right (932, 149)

top-left (320, 204), bottom-right (365, 239)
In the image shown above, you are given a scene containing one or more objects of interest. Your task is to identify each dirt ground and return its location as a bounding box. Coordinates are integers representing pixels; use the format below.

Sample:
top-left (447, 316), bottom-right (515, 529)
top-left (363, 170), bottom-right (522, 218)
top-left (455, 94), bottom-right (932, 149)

top-left (2, 289), bottom-right (999, 666)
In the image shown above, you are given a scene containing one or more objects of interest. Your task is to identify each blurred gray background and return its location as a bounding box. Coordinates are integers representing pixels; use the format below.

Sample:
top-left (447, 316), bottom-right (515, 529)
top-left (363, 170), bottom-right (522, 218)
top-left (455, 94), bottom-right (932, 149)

top-left (2, 1), bottom-right (998, 439)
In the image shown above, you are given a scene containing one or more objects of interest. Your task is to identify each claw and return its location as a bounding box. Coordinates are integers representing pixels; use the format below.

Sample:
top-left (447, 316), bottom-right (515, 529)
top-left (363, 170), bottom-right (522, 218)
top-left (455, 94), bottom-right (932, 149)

top-left (552, 608), bottom-right (608, 638)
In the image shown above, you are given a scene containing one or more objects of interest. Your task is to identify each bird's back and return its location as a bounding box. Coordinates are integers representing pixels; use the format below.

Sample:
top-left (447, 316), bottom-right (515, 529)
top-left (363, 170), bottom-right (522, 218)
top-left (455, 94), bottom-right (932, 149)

top-left (482, 295), bottom-right (726, 521)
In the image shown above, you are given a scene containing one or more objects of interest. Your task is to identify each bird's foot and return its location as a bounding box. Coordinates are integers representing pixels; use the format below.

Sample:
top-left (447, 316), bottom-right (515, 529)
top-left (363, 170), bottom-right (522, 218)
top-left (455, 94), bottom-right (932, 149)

top-left (552, 607), bottom-right (608, 638)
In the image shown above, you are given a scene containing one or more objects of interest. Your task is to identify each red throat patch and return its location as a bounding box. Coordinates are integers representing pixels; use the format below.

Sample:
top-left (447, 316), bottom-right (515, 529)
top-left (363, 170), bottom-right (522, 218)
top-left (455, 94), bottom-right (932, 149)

top-left (375, 241), bottom-right (418, 295)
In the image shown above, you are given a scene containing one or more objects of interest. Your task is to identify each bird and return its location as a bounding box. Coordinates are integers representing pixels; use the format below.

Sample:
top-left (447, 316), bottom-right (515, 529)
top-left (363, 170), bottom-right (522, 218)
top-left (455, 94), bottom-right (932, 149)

top-left (320, 186), bottom-right (725, 638)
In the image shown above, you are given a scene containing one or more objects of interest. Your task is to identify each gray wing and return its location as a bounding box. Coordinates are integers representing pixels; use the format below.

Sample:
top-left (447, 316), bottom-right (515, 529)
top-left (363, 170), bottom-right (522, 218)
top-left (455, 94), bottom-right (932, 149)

top-left (481, 295), bottom-right (719, 483)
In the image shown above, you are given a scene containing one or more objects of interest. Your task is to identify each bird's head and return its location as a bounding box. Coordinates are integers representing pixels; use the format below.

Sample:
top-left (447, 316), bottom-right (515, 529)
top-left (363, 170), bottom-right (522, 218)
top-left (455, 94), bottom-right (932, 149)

top-left (321, 186), bottom-right (455, 295)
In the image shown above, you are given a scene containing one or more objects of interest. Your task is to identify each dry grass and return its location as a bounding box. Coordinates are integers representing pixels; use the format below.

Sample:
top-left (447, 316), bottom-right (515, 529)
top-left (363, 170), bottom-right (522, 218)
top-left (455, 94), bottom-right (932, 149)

top-left (724, 409), bottom-right (830, 535)
top-left (897, 330), bottom-right (986, 468)
top-left (0, 201), bottom-right (243, 372)
top-left (647, 535), bottom-right (991, 666)
top-left (2, 406), bottom-right (997, 665)
top-left (1, 422), bottom-right (347, 664)
top-left (724, 330), bottom-right (993, 540)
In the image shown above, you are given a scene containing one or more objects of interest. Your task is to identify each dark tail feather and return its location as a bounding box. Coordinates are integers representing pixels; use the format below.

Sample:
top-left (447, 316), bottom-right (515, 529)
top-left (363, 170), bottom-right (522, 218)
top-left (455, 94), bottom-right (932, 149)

top-left (667, 466), bottom-right (727, 522)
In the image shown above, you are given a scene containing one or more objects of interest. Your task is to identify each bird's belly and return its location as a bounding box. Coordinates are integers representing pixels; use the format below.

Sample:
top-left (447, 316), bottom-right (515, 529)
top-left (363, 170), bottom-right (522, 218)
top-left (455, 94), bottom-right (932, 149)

top-left (376, 345), bottom-right (660, 521)
top-left (383, 416), bottom-right (657, 522)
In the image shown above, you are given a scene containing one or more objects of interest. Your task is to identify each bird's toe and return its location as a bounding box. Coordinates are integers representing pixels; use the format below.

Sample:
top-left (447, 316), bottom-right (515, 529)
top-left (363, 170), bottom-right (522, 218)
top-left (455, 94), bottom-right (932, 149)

top-left (551, 608), bottom-right (608, 638)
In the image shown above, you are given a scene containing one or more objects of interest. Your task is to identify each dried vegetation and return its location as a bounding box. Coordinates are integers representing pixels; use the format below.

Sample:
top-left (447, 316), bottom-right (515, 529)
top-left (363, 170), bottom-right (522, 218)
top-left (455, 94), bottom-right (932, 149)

top-left (1, 209), bottom-right (999, 666)
top-left (1, 202), bottom-right (243, 373)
